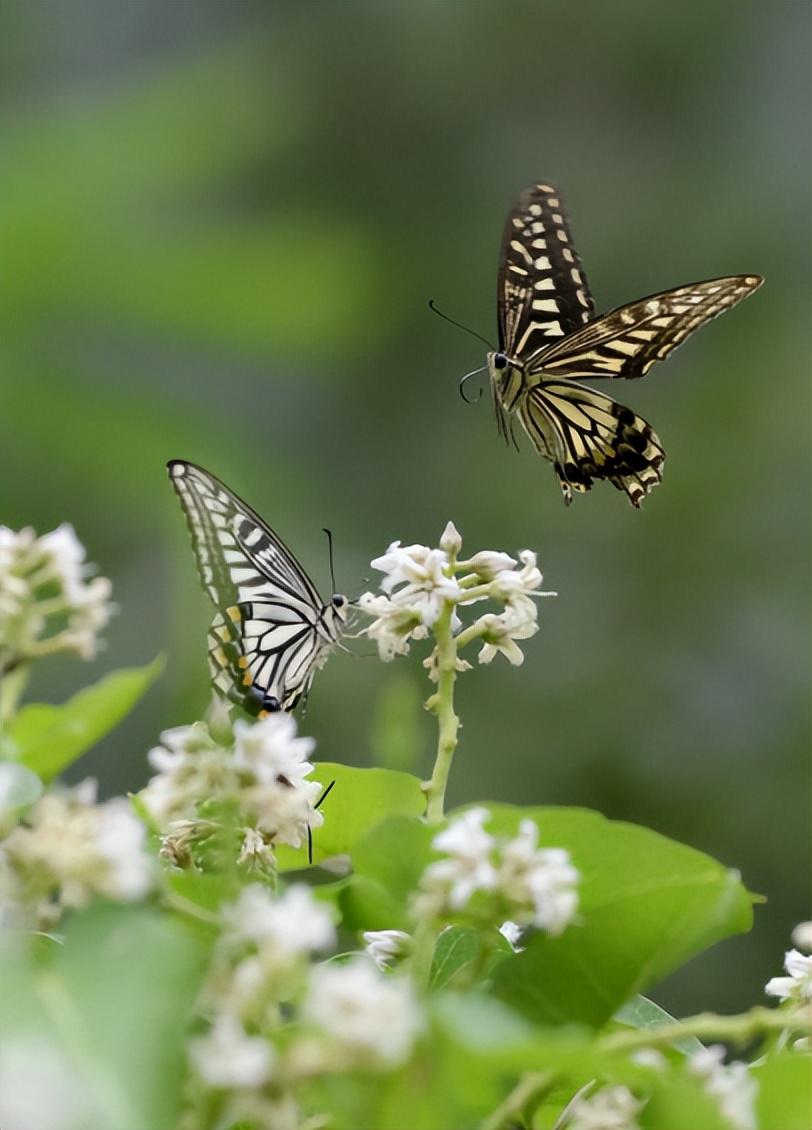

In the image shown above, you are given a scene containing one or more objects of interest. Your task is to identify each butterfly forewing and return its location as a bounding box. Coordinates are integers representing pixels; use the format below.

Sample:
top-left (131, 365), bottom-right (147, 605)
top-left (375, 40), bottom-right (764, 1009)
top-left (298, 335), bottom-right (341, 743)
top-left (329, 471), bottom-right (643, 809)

top-left (498, 183), bottom-right (595, 365)
top-left (534, 275), bottom-right (763, 380)
top-left (168, 460), bottom-right (342, 714)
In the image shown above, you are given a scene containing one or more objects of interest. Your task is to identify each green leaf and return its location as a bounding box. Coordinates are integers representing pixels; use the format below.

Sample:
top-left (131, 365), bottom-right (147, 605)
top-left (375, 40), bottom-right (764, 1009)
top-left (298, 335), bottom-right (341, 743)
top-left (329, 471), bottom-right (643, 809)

top-left (0, 760), bottom-right (43, 834)
top-left (0, 760), bottom-right (43, 809)
top-left (430, 926), bottom-right (483, 990)
top-left (338, 874), bottom-right (409, 933)
top-left (641, 1074), bottom-right (730, 1130)
top-left (753, 1051), bottom-right (812, 1130)
top-left (0, 903), bottom-right (210, 1130)
top-left (276, 762), bottom-right (425, 871)
top-left (7, 657), bottom-right (164, 781)
top-left (331, 814), bottom-right (434, 932)
top-left (485, 805), bottom-right (753, 1029)
top-left (428, 925), bottom-right (512, 991)
top-left (614, 995), bottom-right (704, 1055)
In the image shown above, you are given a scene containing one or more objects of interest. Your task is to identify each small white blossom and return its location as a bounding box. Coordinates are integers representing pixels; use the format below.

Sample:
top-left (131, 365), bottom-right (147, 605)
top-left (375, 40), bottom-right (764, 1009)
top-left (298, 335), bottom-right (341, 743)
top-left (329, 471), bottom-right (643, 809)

top-left (765, 948), bottom-right (812, 1003)
top-left (0, 524), bottom-right (114, 664)
top-left (498, 820), bottom-right (579, 935)
top-left (439, 520), bottom-right (463, 556)
top-left (225, 884), bottom-right (335, 957)
top-left (359, 592), bottom-right (428, 661)
top-left (567, 1084), bottom-right (643, 1130)
top-left (630, 1048), bottom-right (667, 1071)
top-left (2, 781), bottom-right (152, 921)
top-left (370, 539), bottom-right (463, 628)
top-left (476, 607), bottom-right (538, 666)
top-left (238, 827), bottom-right (275, 870)
top-left (490, 549), bottom-right (553, 621)
top-left (791, 921), bottom-right (812, 952)
top-left (363, 929), bottom-right (411, 969)
top-left (419, 808), bottom-right (498, 911)
top-left (464, 550), bottom-right (518, 580)
top-left (232, 714), bottom-right (316, 787)
top-left (433, 806), bottom-right (494, 860)
top-left (189, 1013), bottom-right (275, 1089)
top-left (304, 958), bottom-right (422, 1066)
top-left (688, 1045), bottom-right (757, 1130)
top-left (498, 920), bottom-right (525, 952)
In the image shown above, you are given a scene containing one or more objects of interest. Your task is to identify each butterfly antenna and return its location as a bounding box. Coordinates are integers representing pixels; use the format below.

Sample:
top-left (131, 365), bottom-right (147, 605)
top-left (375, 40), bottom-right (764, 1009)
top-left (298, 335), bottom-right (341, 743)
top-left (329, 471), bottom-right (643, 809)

top-left (308, 779), bottom-right (336, 865)
top-left (322, 527), bottom-right (338, 593)
top-left (459, 363), bottom-right (487, 404)
top-left (428, 300), bottom-right (494, 350)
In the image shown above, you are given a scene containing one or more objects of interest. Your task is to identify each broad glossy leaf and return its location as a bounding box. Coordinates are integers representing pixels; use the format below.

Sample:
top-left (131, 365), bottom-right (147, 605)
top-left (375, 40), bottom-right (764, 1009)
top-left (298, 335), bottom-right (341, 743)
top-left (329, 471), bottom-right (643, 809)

top-left (7, 657), bottom-right (164, 781)
top-left (277, 763), bottom-right (425, 871)
top-left (753, 1051), bottom-right (812, 1130)
top-left (484, 805), bottom-right (753, 1028)
top-left (614, 994), bottom-right (703, 1055)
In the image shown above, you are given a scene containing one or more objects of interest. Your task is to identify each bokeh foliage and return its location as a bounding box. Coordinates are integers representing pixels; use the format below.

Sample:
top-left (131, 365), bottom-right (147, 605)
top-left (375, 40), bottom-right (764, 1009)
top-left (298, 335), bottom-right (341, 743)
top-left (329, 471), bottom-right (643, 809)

top-left (0, 0), bottom-right (808, 1017)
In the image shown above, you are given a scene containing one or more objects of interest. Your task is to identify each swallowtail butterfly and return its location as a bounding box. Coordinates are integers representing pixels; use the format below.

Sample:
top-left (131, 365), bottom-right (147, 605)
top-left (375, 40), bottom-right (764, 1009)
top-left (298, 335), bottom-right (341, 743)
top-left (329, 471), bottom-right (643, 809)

top-left (168, 460), bottom-right (347, 715)
top-left (485, 183), bottom-right (763, 506)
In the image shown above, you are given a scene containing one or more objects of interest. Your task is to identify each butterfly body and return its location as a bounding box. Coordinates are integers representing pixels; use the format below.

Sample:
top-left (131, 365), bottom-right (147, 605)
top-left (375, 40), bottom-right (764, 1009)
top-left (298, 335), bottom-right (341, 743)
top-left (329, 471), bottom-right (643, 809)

top-left (168, 460), bottom-right (347, 715)
top-left (489, 183), bottom-right (763, 506)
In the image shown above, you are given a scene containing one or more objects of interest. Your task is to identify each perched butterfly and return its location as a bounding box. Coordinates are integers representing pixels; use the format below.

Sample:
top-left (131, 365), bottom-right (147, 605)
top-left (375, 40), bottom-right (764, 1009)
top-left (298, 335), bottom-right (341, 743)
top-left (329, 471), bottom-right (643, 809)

top-left (168, 460), bottom-right (348, 716)
top-left (482, 182), bottom-right (763, 506)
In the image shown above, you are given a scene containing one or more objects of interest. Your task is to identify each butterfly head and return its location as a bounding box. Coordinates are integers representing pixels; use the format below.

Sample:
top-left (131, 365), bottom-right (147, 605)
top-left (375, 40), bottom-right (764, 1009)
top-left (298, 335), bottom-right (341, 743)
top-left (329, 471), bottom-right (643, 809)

top-left (328, 592), bottom-right (350, 628)
top-left (486, 350), bottom-right (525, 444)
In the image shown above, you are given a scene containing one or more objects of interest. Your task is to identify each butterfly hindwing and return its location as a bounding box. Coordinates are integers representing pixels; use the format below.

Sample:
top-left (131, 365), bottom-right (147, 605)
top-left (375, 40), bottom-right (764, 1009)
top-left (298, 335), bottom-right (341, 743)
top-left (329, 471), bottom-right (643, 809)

top-left (168, 460), bottom-right (342, 714)
top-left (533, 275), bottom-right (763, 381)
top-left (498, 183), bottom-right (595, 364)
top-left (488, 182), bottom-right (763, 506)
top-left (519, 382), bottom-right (665, 508)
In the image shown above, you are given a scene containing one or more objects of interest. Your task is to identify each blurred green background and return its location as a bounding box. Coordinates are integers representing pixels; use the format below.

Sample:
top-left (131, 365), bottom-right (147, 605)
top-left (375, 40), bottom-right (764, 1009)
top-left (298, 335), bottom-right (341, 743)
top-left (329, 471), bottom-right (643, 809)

top-left (0, 1), bottom-right (808, 1017)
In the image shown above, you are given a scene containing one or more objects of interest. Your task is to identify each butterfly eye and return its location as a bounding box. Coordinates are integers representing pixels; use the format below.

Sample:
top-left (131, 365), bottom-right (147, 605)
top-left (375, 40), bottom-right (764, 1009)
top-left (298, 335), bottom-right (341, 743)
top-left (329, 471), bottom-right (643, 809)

top-left (332, 594), bottom-right (346, 609)
top-left (493, 353), bottom-right (508, 370)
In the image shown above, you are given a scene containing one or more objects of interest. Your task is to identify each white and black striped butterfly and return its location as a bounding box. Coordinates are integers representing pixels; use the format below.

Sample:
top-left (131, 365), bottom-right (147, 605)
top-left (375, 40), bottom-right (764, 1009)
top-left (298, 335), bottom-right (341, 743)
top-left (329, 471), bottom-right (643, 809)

top-left (168, 460), bottom-right (347, 715)
top-left (483, 183), bottom-right (763, 506)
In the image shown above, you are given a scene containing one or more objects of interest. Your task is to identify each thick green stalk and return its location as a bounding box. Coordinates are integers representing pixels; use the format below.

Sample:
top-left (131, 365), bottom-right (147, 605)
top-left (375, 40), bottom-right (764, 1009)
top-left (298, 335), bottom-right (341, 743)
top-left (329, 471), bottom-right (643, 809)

top-left (0, 662), bottom-right (29, 729)
top-left (424, 601), bottom-right (460, 825)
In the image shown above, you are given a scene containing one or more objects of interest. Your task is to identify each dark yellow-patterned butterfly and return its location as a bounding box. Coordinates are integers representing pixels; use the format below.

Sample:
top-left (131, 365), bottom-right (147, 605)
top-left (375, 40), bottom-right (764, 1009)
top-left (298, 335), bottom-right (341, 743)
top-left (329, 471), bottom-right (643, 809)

top-left (168, 460), bottom-right (347, 715)
top-left (483, 183), bottom-right (763, 506)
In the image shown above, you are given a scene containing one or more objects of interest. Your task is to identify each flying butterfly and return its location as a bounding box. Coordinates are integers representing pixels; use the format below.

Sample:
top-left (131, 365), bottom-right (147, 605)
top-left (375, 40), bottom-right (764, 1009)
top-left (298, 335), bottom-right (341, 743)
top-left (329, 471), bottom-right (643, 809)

top-left (477, 182), bottom-right (763, 506)
top-left (167, 460), bottom-right (348, 716)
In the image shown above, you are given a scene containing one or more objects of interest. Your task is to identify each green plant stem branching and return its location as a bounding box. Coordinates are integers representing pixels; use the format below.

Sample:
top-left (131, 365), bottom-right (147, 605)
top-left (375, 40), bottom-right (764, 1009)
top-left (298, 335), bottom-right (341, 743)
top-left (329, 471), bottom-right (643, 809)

top-left (424, 600), bottom-right (461, 825)
top-left (480, 1006), bottom-right (812, 1130)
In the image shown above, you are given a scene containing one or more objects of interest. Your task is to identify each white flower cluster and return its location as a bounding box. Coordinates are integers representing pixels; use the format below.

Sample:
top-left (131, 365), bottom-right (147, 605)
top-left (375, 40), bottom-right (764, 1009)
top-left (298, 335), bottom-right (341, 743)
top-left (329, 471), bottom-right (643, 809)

top-left (359, 522), bottom-right (553, 669)
top-left (688, 1045), bottom-right (758, 1130)
top-left (566, 1084), bottom-right (643, 1130)
top-left (0, 779), bottom-right (152, 929)
top-left (765, 920), bottom-right (812, 1005)
top-left (140, 714), bottom-right (325, 869)
top-left (0, 524), bottom-right (114, 666)
top-left (304, 957), bottom-right (423, 1067)
top-left (188, 883), bottom-right (421, 1128)
top-left (415, 808), bottom-right (579, 935)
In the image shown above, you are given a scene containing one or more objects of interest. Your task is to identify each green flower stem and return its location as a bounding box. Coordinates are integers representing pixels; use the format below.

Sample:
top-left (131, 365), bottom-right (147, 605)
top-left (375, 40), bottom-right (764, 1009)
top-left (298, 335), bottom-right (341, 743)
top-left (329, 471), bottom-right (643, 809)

top-left (601, 1005), bottom-right (811, 1054)
top-left (409, 915), bottom-right (439, 989)
top-left (0, 662), bottom-right (29, 727)
top-left (482, 1006), bottom-right (809, 1130)
top-left (480, 1071), bottom-right (554, 1130)
top-left (424, 601), bottom-right (461, 825)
